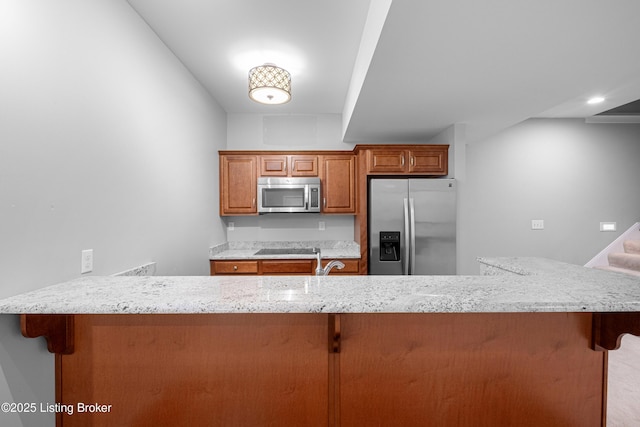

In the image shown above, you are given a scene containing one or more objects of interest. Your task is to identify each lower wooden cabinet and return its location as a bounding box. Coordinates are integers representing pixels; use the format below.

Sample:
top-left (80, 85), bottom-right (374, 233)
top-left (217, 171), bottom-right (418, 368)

top-left (210, 258), bottom-right (360, 275)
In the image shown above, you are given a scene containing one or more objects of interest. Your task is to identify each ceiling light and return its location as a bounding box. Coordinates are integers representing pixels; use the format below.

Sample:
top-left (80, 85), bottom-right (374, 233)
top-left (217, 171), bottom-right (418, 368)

top-left (248, 64), bottom-right (291, 105)
top-left (587, 96), bottom-right (605, 105)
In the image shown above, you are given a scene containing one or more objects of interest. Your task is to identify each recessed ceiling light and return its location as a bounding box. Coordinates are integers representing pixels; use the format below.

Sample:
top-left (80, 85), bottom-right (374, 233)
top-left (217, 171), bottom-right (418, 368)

top-left (587, 96), bottom-right (605, 105)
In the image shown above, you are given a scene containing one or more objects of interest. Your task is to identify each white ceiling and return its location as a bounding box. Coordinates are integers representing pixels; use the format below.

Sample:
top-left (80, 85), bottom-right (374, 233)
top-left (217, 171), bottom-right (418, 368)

top-left (127, 0), bottom-right (640, 143)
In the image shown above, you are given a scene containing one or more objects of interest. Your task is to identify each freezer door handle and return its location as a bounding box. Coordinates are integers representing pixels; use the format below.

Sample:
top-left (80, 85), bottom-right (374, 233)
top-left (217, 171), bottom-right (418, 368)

top-left (403, 198), bottom-right (410, 275)
top-left (409, 198), bottom-right (416, 275)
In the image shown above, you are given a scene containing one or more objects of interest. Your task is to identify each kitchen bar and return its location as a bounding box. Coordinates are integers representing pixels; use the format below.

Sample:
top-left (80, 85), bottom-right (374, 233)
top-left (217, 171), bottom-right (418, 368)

top-left (1, 258), bottom-right (640, 426)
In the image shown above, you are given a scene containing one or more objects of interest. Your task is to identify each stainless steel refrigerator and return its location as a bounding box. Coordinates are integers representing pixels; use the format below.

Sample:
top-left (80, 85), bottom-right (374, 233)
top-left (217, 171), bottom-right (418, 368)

top-left (368, 178), bottom-right (456, 275)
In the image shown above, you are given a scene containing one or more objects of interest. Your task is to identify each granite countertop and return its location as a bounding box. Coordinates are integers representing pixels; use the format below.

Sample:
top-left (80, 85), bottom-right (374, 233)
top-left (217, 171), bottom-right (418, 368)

top-left (1, 257), bottom-right (640, 314)
top-left (209, 240), bottom-right (361, 260)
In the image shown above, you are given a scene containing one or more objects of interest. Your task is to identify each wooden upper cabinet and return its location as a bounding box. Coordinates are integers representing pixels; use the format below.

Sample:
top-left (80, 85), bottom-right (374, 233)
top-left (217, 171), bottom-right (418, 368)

top-left (321, 155), bottom-right (357, 214)
top-left (408, 147), bottom-right (448, 174)
top-left (260, 155), bottom-right (288, 176)
top-left (366, 145), bottom-right (448, 175)
top-left (220, 155), bottom-right (257, 216)
top-left (290, 155), bottom-right (318, 176)
top-left (367, 149), bottom-right (407, 173)
top-left (260, 155), bottom-right (318, 177)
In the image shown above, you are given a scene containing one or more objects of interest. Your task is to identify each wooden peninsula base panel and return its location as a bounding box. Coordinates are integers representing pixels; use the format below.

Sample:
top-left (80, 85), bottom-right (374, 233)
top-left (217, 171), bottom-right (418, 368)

top-left (41, 312), bottom-right (605, 426)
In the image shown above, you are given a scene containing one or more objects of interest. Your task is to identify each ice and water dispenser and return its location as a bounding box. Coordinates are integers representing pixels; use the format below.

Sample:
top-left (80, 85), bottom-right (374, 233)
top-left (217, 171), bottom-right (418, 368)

top-left (379, 231), bottom-right (401, 262)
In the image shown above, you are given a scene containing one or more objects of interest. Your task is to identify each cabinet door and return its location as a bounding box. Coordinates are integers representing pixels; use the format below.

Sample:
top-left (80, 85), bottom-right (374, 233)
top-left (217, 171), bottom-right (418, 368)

top-left (220, 155), bottom-right (257, 215)
top-left (259, 155), bottom-right (289, 176)
top-left (367, 149), bottom-right (407, 173)
top-left (290, 155), bottom-right (318, 176)
top-left (408, 147), bottom-right (448, 175)
top-left (321, 155), bottom-right (356, 214)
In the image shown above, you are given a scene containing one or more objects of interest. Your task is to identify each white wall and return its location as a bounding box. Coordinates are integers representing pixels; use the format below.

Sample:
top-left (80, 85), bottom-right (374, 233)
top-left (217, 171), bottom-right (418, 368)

top-left (227, 113), bottom-right (353, 151)
top-left (0, 1), bottom-right (227, 425)
top-left (460, 118), bottom-right (640, 274)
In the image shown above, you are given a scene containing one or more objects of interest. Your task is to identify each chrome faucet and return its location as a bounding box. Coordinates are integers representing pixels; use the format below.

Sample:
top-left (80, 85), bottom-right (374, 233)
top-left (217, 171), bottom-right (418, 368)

top-left (313, 248), bottom-right (345, 276)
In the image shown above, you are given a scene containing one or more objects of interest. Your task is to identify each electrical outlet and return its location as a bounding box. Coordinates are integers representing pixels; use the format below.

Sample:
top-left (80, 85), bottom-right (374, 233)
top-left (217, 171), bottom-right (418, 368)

top-left (531, 219), bottom-right (544, 230)
top-left (319, 221), bottom-right (325, 231)
top-left (228, 222), bottom-right (235, 231)
top-left (81, 249), bottom-right (93, 274)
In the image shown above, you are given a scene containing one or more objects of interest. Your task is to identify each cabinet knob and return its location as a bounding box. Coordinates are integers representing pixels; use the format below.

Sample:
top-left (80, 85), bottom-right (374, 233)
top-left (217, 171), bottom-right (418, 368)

top-left (233, 265), bottom-right (238, 271)
top-left (401, 155), bottom-right (405, 166)
top-left (410, 156), bottom-right (415, 166)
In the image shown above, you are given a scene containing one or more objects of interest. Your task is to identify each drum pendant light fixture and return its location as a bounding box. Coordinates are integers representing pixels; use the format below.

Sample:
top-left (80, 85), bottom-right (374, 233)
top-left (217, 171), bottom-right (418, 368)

top-left (248, 64), bottom-right (291, 105)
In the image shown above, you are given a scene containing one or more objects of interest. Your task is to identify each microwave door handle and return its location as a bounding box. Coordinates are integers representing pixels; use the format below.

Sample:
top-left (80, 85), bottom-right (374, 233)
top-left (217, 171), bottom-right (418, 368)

top-left (304, 185), bottom-right (309, 211)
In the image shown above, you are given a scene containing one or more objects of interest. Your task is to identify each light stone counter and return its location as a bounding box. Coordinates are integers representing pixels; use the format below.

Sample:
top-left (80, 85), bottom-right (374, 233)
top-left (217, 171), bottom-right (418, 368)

top-left (209, 240), bottom-right (360, 260)
top-left (1, 257), bottom-right (640, 314)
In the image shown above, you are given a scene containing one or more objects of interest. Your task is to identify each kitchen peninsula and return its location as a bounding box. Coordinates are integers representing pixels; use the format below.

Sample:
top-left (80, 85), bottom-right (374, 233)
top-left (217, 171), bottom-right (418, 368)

top-left (2, 258), bottom-right (640, 426)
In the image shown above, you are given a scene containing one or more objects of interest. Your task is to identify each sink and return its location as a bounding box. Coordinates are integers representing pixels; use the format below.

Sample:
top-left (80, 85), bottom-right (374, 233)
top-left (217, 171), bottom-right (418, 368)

top-left (253, 248), bottom-right (316, 255)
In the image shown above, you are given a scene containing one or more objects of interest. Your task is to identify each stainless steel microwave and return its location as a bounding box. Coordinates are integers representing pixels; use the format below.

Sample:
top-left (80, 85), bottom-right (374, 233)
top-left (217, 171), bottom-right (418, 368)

top-left (257, 177), bottom-right (321, 213)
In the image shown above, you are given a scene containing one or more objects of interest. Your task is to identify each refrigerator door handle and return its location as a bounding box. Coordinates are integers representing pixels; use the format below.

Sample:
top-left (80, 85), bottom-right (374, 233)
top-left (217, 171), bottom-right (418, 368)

top-left (403, 198), bottom-right (410, 275)
top-left (409, 198), bottom-right (416, 275)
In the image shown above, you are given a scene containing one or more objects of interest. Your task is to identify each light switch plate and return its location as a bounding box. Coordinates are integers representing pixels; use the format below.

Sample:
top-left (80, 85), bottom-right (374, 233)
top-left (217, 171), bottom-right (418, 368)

top-left (600, 222), bottom-right (617, 232)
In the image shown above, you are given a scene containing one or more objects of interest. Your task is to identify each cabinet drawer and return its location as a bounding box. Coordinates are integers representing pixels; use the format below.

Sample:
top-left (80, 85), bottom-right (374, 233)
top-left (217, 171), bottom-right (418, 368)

top-left (211, 261), bottom-right (259, 275)
top-left (261, 260), bottom-right (314, 275)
